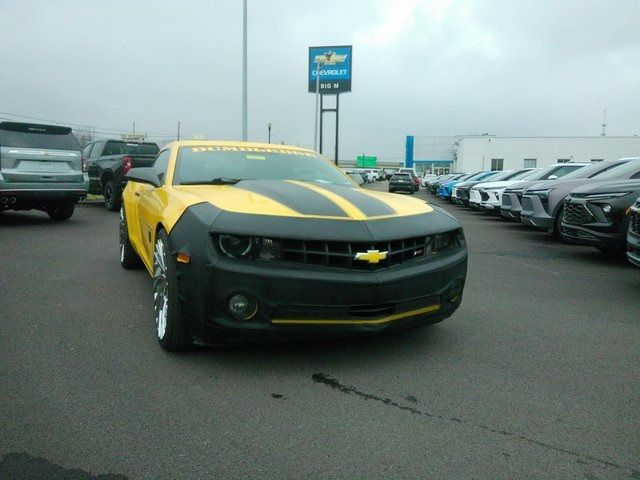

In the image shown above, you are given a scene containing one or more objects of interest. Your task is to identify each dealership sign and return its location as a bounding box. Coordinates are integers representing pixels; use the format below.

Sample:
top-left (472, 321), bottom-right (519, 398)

top-left (308, 45), bottom-right (352, 94)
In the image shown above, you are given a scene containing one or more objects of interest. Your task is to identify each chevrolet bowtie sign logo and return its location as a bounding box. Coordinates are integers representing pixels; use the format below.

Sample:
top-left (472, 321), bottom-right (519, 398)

top-left (354, 250), bottom-right (388, 264)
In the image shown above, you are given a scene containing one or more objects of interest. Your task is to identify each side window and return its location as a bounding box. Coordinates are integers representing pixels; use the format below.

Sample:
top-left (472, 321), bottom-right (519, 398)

top-left (82, 143), bottom-right (93, 158)
top-left (89, 141), bottom-right (104, 159)
top-left (630, 171), bottom-right (640, 179)
top-left (103, 141), bottom-right (124, 156)
top-left (154, 150), bottom-right (171, 181)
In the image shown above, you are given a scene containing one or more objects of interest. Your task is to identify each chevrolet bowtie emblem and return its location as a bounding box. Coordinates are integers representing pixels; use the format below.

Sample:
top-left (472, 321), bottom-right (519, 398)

top-left (354, 250), bottom-right (388, 264)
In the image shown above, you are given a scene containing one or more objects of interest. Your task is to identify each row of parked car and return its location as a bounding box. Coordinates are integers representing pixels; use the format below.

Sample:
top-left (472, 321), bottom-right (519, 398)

top-left (0, 121), bottom-right (162, 219)
top-left (424, 158), bottom-right (640, 267)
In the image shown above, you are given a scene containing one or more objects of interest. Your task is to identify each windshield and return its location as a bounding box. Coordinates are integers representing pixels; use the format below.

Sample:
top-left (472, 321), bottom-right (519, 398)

top-left (484, 170), bottom-right (515, 182)
top-left (512, 169), bottom-right (539, 180)
top-left (591, 159), bottom-right (640, 179)
top-left (173, 146), bottom-right (353, 186)
top-left (560, 161), bottom-right (626, 180)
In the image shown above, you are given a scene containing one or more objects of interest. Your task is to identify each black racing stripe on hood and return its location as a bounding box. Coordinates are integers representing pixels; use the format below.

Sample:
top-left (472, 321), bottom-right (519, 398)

top-left (211, 210), bottom-right (460, 242)
top-left (234, 180), bottom-right (348, 217)
top-left (311, 183), bottom-right (396, 216)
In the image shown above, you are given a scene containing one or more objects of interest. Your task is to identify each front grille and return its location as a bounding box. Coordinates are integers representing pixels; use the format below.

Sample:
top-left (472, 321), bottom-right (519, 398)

top-left (480, 191), bottom-right (490, 201)
top-left (281, 233), bottom-right (456, 271)
top-left (521, 196), bottom-right (533, 211)
top-left (561, 225), bottom-right (596, 239)
top-left (457, 188), bottom-right (469, 199)
top-left (563, 202), bottom-right (594, 225)
top-left (630, 208), bottom-right (640, 235)
top-left (502, 194), bottom-right (512, 207)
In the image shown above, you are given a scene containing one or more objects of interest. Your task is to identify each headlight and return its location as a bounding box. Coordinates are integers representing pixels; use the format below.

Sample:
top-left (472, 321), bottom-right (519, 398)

top-left (217, 235), bottom-right (282, 260)
top-left (601, 204), bottom-right (612, 216)
top-left (218, 234), bottom-right (258, 258)
top-left (526, 188), bottom-right (552, 198)
top-left (434, 232), bottom-right (453, 251)
top-left (584, 192), bottom-right (630, 200)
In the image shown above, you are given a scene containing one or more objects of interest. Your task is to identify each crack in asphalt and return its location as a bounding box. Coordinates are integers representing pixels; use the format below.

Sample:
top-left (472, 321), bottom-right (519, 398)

top-left (312, 373), bottom-right (638, 478)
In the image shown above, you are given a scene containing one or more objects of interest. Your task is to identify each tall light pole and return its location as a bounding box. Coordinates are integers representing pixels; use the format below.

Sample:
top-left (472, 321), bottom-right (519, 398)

top-left (242, 0), bottom-right (248, 141)
top-left (268, 123), bottom-right (272, 143)
top-left (313, 58), bottom-right (325, 151)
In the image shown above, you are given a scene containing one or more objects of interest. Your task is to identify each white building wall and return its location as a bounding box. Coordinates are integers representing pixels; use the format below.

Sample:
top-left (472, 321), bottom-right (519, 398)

top-left (455, 137), bottom-right (640, 172)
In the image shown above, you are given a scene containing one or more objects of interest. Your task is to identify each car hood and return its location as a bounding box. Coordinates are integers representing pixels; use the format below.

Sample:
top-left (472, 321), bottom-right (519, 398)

top-left (569, 179), bottom-right (640, 196)
top-left (474, 179), bottom-right (525, 190)
top-left (167, 180), bottom-right (462, 242)
top-left (173, 179), bottom-right (433, 220)
top-left (524, 178), bottom-right (598, 194)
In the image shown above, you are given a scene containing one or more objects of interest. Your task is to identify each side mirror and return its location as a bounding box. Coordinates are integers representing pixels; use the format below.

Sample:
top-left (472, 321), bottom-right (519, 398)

top-left (548, 175), bottom-right (558, 180)
top-left (127, 167), bottom-right (162, 188)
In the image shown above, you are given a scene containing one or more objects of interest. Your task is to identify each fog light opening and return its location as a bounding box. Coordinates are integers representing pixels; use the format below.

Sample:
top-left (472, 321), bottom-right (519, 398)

top-left (228, 293), bottom-right (258, 321)
top-left (450, 278), bottom-right (464, 303)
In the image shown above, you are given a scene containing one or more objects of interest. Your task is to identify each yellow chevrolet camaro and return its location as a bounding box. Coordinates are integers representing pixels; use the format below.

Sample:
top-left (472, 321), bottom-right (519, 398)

top-left (120, 141), bottom-right (467, 350)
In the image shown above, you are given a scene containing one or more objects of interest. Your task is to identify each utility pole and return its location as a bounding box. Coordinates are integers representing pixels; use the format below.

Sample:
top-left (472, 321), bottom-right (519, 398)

top-left (242, 0), bottom-right (248, 141)
top-left (132, 122), bottom-right (135, 134)
top-left (177, 121), bottom-right (181, 140)
top-left (601, 109), bottom-right (607, 136)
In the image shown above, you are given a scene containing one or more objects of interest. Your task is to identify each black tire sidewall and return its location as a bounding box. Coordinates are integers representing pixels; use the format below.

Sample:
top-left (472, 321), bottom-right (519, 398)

top-left (119, 207), bottom-right (142, 269)
top-left (104, 180), bottom-right (121, 211)
top-left (47, 202), bottom-right (75, 221)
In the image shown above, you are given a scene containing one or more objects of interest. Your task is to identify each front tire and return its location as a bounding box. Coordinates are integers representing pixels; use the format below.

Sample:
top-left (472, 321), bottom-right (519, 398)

top-left (119, 207), bottom-right (142, 269)
top-left (153, 230), bottom-right (192, 351)
top-left (47, 202), bottom-right (75, 220)
top-left (103, 180), bottom-right (121, 212)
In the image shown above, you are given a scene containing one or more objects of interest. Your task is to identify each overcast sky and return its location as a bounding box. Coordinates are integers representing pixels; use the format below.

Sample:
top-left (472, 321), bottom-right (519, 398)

top-left (1, 0), bottom-right (638, 162)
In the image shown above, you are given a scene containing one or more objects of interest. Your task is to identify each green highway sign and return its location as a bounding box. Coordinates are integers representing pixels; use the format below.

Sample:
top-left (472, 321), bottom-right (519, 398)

top-left (356, 155), bottom-right (377, 167)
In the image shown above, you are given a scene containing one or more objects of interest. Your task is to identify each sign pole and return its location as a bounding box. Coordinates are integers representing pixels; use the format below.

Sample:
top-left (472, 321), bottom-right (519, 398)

top-left (334, 93), bottom-right (339, 165)
top-left (242, 0), bottom-right (248, 141)
top-left (313, 60), bottom-right (322, 151)
top-left (319, 94), bottom-right (324, 154)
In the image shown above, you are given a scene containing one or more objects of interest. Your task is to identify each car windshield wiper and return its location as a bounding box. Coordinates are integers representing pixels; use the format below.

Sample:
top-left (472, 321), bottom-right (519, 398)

top-left (181, 177), bottom-right (244, 185)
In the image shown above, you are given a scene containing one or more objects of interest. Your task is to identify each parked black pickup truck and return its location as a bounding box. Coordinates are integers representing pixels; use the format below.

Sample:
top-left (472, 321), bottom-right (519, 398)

top-left (83, 139), bottom-right (159, 210)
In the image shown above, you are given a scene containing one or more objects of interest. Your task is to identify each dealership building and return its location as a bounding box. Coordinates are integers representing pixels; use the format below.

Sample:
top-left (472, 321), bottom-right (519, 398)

top-left (405, 135), bottom-right (640, 174)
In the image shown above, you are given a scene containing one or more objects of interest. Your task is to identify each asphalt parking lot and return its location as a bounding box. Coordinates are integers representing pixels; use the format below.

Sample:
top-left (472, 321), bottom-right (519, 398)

top-left (1, 183), bottom-right (638, 480)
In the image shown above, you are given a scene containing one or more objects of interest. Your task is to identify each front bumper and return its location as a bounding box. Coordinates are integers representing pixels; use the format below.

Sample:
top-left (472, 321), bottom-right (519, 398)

top-left (560, 198), bottom-right (626, 251)
top-left (179, 248), bottom-right (468, 344)
top-left (520, 195), bottom-right (554, 230)
top-left (500, 192), bottom-right (523, 220)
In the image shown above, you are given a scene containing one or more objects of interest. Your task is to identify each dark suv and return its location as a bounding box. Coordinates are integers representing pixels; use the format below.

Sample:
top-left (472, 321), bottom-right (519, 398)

top-left (561, 179), bottom-right (640, 253)
top-left (0, 122), bottom-right (88, 220)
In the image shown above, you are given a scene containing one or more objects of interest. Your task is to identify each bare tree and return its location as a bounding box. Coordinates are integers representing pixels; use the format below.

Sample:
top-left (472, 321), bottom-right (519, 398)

top-left (73, 128), bottom-right (95, 147)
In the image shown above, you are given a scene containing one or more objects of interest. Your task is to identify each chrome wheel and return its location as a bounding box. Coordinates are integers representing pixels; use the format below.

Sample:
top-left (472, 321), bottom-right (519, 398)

top-left (152, 238), bottom-right (168, 339)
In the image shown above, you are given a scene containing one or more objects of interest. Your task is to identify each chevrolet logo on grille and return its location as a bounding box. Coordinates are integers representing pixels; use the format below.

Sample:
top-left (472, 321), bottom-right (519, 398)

top-left (354, 250), bottom-right (388, 264)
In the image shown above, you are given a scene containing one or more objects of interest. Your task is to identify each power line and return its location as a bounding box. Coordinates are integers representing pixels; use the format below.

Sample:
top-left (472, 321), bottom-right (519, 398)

top-left (0, 111), bottom-right (176, 137)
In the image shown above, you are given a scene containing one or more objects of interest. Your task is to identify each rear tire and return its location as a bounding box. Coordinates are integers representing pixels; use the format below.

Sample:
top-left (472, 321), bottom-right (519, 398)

top-left (153, 230), bottom-right (192, 351)
top-left (119, 207), bottom-right (142, 269)
top-left (47, 202), bottom-right (75, 221)
top-left (103, 180), bottom-right (121, 212)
